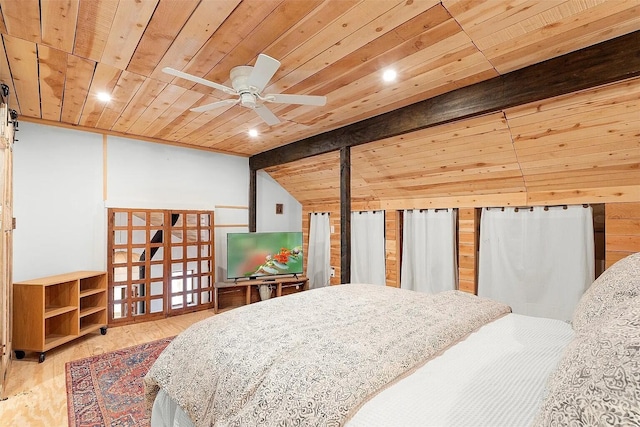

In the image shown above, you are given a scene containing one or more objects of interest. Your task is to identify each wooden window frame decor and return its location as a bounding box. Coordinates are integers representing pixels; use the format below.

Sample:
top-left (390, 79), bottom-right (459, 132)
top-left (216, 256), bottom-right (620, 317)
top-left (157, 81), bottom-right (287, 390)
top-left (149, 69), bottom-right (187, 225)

top-left (107, 208), bottom-right (215, 326)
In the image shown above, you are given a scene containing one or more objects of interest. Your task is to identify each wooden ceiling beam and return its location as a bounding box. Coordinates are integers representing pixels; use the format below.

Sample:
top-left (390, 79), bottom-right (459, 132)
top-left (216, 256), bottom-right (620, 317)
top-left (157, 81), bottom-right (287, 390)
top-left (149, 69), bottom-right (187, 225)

top-left (250, 31), bottom-right (640, 171)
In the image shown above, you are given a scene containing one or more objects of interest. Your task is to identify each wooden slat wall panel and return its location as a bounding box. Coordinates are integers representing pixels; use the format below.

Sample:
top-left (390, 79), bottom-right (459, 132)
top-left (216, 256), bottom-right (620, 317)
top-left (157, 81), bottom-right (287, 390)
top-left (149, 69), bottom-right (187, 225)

top-left (266, 79), bottom-right (639, 212)
top-left (301, 209), bottom-right (310, 281)
top-left (605, 202), bottom-right (640, 268)
top-left (458, 208), bottom-right (478, 294)
top-left (385, 211), bottom-right (399, 287)
top-left (351, 112), bottom-right (525, 201)
top-left (265, 151), bottom-right (341, 205)
top-left (507, 79), bottom-right (640, 194)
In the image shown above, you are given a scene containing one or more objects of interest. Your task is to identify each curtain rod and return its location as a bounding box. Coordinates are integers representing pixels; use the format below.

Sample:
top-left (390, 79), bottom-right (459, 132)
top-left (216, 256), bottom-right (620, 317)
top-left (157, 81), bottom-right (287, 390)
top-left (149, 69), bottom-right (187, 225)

top-left (312, 212), bottom-right (330, 215)
top-left (486, 204), bottom-right (589, 212)
top-left (405, 208), bottom-right (450, 212)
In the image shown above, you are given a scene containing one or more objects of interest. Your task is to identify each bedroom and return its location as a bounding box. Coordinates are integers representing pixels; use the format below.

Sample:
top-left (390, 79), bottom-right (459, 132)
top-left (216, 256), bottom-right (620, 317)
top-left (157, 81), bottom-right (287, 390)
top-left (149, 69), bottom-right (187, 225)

top-left (0, 0), bottom-right (639, 425)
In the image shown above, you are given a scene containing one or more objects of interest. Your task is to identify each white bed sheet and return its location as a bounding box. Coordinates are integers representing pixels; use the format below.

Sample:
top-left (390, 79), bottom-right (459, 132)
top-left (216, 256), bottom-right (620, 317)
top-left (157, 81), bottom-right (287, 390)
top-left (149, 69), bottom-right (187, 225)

top-left (151, 313), bottom-right (573, 427)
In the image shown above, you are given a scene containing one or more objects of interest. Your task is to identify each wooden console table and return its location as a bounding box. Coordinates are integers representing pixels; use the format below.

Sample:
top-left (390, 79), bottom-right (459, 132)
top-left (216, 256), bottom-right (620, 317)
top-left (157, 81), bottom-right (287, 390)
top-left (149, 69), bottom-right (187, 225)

top-left (214, 276), bottom-right (308, 313)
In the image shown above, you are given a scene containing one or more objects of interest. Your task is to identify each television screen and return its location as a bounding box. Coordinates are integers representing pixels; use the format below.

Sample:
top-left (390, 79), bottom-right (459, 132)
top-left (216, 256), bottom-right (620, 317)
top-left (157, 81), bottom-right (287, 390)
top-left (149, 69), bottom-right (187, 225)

top-left (226, 231), bottom-right (303, 280)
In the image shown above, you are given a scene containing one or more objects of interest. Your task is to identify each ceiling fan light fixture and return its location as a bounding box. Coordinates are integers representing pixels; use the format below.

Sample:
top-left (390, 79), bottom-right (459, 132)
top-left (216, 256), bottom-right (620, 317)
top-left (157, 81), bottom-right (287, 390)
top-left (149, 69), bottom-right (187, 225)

top-left (240, 92), bottom-right (257, 109)
top-left (162, 53), bottom-right (326, 126)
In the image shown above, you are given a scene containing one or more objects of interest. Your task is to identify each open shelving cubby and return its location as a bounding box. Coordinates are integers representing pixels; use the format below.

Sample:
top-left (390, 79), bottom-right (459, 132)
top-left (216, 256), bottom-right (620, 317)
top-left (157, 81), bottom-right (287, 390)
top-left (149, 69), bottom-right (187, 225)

top-left (13, 271), bottom-right (108, 363)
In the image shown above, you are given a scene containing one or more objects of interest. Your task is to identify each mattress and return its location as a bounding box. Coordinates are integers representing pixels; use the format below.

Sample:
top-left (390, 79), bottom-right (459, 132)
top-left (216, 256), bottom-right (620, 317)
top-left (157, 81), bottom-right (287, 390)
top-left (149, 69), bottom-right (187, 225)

top-left (151, 313), bottom-right (573, 427)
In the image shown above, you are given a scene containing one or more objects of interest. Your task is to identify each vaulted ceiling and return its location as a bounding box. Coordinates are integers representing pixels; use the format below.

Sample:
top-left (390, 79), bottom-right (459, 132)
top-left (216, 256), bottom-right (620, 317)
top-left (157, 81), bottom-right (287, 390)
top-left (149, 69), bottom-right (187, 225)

top-left (1, 0), bottom-right (638, 158)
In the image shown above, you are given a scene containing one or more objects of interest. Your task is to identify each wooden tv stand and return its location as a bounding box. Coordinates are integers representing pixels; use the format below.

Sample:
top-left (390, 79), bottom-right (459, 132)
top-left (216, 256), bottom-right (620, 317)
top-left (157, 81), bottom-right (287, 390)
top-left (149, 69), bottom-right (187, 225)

top-left (214, 276), bottom-right (308, 313)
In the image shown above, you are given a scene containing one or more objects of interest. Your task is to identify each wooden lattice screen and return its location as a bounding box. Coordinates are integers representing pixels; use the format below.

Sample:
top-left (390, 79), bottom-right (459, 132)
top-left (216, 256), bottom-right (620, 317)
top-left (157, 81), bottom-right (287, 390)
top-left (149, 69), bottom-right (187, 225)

top-left (107, 209), bottom-right (214, 325)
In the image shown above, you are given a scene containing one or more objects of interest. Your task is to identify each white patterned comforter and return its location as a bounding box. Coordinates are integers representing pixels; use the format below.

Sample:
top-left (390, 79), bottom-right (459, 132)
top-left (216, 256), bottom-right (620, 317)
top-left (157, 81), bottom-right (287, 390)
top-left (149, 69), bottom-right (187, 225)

top-left (144, 284), bottom-right (510, 427)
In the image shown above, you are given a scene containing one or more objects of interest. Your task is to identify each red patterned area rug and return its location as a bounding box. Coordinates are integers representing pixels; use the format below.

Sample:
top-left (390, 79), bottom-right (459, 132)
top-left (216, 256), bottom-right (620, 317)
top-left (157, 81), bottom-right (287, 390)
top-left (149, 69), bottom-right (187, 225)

top-left (66, 337), bottom-right (174, 427)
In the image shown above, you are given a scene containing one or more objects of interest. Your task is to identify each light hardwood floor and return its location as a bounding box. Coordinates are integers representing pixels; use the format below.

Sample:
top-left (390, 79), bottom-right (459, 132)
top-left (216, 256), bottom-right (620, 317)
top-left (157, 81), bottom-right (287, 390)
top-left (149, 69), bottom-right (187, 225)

top-left (0, 309), bottom-right (216, 426)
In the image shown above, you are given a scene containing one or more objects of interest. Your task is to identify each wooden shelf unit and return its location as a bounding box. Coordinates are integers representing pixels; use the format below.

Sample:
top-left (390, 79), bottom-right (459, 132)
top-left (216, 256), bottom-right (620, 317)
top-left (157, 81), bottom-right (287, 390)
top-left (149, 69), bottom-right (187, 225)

top-left (214, 276), bottom-right (308, 313)
top-left (13, 271), bottom-right (107, 362)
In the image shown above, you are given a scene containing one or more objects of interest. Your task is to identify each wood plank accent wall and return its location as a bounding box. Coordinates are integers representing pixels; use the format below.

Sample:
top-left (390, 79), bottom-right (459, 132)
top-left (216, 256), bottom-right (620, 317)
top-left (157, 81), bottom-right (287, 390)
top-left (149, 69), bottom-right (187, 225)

top-left (266, 78), bottom-right (640, 211)
top-left (458, 208), bottom-right (478, 294)
top-left (265, 79), bottom-right (639, 293)
top-left (605, 203), bottom-right (640, 268)
top-left (507, 78), bottom-right (640, 205)
top-left (385, 211), bottom-right (400, 288)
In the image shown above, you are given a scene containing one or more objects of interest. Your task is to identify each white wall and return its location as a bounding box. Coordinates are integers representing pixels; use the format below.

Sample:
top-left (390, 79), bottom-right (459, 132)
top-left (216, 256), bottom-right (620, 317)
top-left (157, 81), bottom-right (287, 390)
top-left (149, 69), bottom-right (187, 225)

top-left (13, 124), bottom-right (104, 282)
top-left (13, 122), bottom-right (301, 282)
top-left (256, 170), bottom-right (302, 232)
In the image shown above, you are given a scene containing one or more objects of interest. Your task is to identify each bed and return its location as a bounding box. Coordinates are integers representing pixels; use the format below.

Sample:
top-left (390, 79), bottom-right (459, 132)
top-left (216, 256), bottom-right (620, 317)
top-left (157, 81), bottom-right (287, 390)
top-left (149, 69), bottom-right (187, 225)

top-left (144, 252), bottom-right (640, 427)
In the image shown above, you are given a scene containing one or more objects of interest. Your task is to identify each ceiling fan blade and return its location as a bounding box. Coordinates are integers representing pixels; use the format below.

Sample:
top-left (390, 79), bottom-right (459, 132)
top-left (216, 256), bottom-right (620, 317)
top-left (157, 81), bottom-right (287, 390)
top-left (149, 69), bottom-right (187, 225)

top-left (254, 104), bottom-right (280, 126)
top-left (246, 54), bottom-right (281, 93)
top-left (264, 93), bottom-right (327, 106)
top-left (190, 99), bottom-right (239, 113)
top-left (162, 67), bottom-right (236, 95)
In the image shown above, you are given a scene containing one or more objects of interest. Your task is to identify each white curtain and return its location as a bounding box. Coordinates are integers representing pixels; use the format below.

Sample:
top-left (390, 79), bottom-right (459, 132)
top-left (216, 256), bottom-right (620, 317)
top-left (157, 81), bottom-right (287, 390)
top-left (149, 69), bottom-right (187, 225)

top-left (478, 205), bottom-right (594, 321)
top-left (351, 211), bottom-right (386, 285)
top-left (306, 213), bottom-right (331, 289)
top-left (401, 209), bottom-right (458, 293)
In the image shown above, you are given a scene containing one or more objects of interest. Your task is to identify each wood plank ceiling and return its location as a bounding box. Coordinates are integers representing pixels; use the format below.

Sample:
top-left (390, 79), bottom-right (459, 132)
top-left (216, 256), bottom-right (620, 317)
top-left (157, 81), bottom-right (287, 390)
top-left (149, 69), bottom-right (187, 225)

top-left (1, 0), bottom-right (638, 159)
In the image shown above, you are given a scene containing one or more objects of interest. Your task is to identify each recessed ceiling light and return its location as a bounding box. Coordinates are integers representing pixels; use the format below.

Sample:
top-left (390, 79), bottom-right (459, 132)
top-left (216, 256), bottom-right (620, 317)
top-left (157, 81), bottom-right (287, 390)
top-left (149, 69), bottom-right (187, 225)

top-left (97, 92), bottom-right (111, 102)
top-left (248, 129), bottom-right (259, 137)
top-left (382, 69), bottom-right (397, 82)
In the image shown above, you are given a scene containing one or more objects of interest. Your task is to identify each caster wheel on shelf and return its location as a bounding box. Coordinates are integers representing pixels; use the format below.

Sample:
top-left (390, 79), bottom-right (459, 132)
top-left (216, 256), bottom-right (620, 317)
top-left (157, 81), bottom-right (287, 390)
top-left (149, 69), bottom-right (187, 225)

top-left (100, 326), bottom-right (108, 335)
top-left (14, 350), bottom-right (25, 359)
top-left (38, 353), bottom-right (46, 363)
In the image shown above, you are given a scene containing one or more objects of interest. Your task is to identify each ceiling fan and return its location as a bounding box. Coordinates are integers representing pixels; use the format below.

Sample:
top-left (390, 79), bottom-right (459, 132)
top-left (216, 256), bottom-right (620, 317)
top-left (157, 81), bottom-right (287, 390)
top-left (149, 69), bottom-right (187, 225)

top-left (162, 54), bottom-right (327, 126)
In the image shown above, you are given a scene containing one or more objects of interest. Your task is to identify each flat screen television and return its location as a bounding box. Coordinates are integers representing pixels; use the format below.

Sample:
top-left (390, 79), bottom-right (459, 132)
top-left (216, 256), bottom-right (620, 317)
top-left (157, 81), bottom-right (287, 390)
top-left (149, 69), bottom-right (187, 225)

top-left (226, 231), bottom-right (303, 280)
